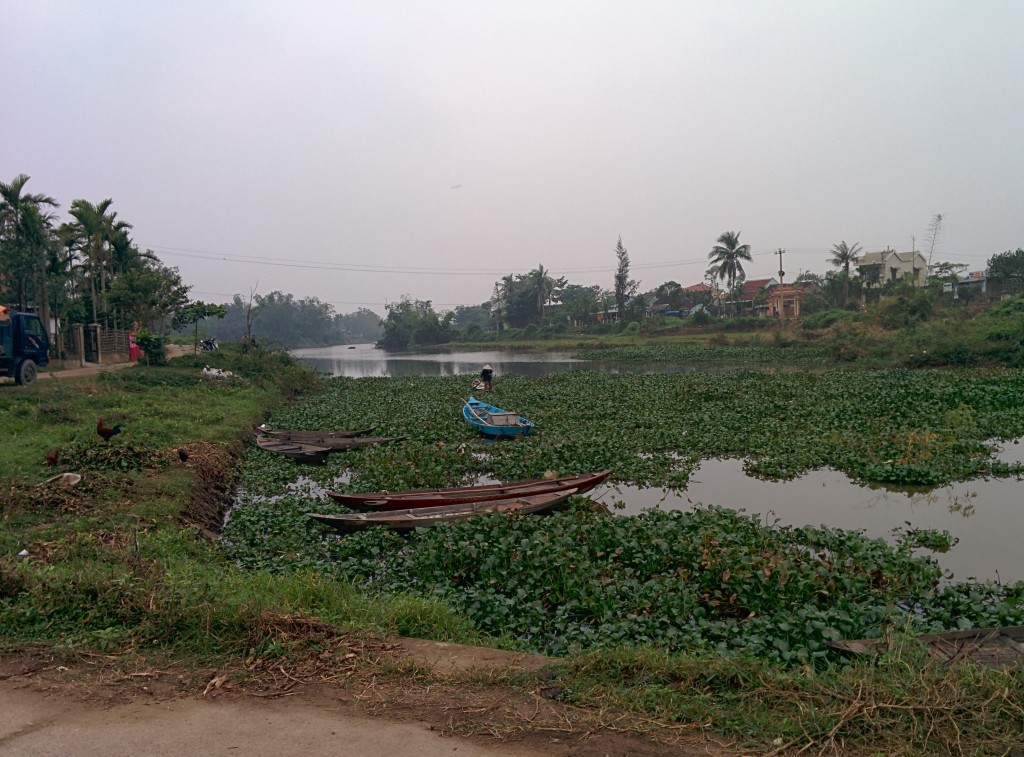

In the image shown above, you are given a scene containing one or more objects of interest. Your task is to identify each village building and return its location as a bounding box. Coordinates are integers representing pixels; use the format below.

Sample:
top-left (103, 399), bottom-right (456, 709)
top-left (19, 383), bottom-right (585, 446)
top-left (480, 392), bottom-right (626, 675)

top-left (766, 280), bottom-right (820, 318)
top-left (855, 250), bottom-right (929, 288)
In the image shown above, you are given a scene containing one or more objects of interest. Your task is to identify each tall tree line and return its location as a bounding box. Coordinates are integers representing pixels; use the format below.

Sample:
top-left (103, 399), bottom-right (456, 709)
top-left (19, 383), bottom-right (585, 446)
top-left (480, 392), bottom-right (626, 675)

top-left (0, 173), bottom-right (191, 337)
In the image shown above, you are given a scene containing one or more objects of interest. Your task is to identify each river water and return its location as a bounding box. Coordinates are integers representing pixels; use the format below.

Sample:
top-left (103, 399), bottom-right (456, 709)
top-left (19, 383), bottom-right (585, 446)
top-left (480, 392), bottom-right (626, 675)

top-left (292, 344), bottom-right (1024, 582)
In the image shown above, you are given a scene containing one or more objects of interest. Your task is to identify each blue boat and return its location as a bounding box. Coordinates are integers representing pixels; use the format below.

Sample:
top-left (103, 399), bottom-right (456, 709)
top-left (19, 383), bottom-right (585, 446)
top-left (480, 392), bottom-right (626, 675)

top-left (463, 396), bottom-right (535, 438)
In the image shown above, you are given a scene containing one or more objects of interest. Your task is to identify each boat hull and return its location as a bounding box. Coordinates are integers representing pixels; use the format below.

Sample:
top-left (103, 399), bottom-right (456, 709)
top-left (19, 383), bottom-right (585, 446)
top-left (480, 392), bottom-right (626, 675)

top-left (329, 470), bottom-right (612, 510)
top-left (260, 427), bottom-right (376, 441)
top-left (256, 433), bottom-right (404, 454)
top-left (462, 396), bottom-right (534, 438)
top-left (308, 490), bottom-right (577, 532)
top-left (255, 435), bottom-right (331, 464)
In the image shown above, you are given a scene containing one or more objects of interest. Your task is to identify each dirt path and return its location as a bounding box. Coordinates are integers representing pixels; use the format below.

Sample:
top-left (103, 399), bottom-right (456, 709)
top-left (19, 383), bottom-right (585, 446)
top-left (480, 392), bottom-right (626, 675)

top-left (3, 343), bottom-right (191, 384)
top-left (0, 684), bottom-right (541, 757)
top-left (0, 642), bottom-right (721, 757)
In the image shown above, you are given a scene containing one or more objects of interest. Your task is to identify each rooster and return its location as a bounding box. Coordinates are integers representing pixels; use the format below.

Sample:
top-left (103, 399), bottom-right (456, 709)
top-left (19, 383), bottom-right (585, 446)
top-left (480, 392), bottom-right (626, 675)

top-left (177, 448), bottom-right (189, 464)
top-left (96, 419), bottom-right (123, 443)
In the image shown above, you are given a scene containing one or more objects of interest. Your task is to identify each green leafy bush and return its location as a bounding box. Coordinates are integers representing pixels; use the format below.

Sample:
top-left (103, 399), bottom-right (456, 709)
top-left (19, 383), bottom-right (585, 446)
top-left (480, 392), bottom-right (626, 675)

top-left (800, 309), bottom-right (861, 331)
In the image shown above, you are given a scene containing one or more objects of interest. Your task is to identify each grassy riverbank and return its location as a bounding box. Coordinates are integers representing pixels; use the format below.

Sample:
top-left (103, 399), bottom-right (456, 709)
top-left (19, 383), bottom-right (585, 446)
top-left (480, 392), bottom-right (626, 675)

top-left (3, 350), bottom-right (1024, 754)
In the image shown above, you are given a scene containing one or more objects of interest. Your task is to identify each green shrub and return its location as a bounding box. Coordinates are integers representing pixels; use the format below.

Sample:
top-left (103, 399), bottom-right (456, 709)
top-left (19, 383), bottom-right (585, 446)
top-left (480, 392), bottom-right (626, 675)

top-left (689, 310), bottom-right (713, 327)
top-left (800, 309), bottom-right (860, 331)
top-left (134, 328), bottom-right (166, 365)
top-left (872, 289), bottom-right (935, 329)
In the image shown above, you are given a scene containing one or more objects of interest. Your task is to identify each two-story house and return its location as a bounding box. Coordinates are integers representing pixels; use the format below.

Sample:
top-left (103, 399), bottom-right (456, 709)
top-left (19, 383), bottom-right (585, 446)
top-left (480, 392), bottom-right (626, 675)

top-left (856, 250), bottom-right (929, 288)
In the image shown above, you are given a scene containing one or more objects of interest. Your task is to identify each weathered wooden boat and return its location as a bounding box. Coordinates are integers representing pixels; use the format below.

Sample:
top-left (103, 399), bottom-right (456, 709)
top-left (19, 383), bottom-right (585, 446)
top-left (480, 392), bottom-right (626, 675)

top-left (260, 426), bottom-right (376, 441)
top-left (260, 432), bottom-right (404, 451)
top-left (255, 435), bottom-right (331, 464)
top-left (828, 625), bottom-right (1024, 670)
top-left (462, 396), bottom-right (534, 438)
top-left (308, 489), bottom-right (577, 532)
top-left (328, 470), bottom-right (612, 510)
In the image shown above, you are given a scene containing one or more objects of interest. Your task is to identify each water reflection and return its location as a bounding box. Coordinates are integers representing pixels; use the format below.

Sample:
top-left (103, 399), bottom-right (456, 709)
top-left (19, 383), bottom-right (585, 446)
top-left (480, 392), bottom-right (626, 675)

top-left (590, 458), bottom-right (1023, 583)
top-left (293, 343), bottom-right (727, 378)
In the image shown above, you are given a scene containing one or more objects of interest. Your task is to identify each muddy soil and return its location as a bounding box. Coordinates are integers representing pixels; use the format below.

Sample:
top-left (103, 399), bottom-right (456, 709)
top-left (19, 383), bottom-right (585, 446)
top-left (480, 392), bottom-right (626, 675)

top-left (0, 644), bottom-right (725, 757)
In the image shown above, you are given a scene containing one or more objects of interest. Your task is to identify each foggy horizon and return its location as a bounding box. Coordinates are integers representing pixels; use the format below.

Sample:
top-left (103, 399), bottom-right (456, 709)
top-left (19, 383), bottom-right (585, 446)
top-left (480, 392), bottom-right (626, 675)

top-left (4, 1), bottom-right (1022, 315)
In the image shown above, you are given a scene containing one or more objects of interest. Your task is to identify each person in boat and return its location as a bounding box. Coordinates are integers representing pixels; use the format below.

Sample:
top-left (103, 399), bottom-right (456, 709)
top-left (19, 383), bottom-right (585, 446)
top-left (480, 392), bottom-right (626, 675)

top-left (479, 364), bottom-right (493, 391)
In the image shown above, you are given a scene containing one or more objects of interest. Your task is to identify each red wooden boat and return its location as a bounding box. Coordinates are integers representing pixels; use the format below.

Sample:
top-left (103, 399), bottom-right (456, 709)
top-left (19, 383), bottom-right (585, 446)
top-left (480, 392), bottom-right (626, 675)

top-left (308, 489), bottom-right (578, 532)
top-left (327, 470), bottom-right (611, 511)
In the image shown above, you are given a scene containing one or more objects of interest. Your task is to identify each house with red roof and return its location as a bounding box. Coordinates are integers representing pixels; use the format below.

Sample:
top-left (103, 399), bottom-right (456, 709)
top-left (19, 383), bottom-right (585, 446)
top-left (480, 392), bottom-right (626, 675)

top-left (726, 277), bottom-right (778, 315)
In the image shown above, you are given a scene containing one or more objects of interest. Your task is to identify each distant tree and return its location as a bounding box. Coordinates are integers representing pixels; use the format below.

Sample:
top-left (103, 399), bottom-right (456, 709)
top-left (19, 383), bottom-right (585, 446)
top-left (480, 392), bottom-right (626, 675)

top-left (243, 285), bottom-right (260, 350)
top-left (924, 213), bottom-right (944, 269)
top-left (526, 264), bottom-right (560, 321)
top-left (175, 300), bottom-right (227, 353)
top-left (336, 307), bottom-right (383, 342)
top-left (654, 281), bottom-right (684, 308)
top-left (708, 231), bottom-right (752, 314)
top-left (930, 261), bottom-right (968, 284)
top-left (0, 174), bottom-right (58, 325)
top-left (107, 258), bottom-right (190, 333)
top-left (65, 198), bottom-right (132, 323)
top-left (829, 241), bottom-right (862, 306)
top-left (490, 274), bottom-right (515, 332)
top-left (613, 237), bottom-right (638, 318)
top-left (708, 231), bottom-right (752, 294)
top-left (559, 284), bottom-right (602, 326)
top-left (450, 303), bottom-right (491, 332)
top-left (504, 279), bottom-right (540, 328)
top-left (378, 297), bottom-right (452, 350)
top-left (986, 248), bottom-right (1024, 292)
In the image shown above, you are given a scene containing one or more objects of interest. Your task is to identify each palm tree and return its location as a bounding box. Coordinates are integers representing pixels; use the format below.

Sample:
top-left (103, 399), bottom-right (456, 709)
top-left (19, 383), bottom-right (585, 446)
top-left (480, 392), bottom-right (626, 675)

top-left (490, 274), bottom-right (515, 332)
top-left (66, 199), bottom-right (132, 323)
top-left (0, 174), bottom-right (58, 324)
top-left (829, 241), bottom-right (862, 306)
top-left (526, 264), bottom-right (562, 322)
top-left (708, 231), bottom-right (752, 311)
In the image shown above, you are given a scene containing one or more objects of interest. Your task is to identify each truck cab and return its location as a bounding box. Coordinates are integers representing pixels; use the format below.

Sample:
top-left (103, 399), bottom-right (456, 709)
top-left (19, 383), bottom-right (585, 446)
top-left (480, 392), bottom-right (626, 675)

top-left (0, 307), bottom-right (50, 385)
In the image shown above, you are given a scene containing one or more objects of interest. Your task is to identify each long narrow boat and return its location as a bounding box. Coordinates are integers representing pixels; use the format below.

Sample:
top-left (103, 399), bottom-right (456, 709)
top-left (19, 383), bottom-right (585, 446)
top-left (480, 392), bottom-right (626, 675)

top-left (257, 432), bottom-right (405, 453)
top-left (829, 626), bottom-right (1024, 670)
top-left (281, 434), bottom-right (405, 451)
top-left (260, 427), bottom-right (376, 441)
top-left (255, 435), bottom-right (331, 464)
top-left (462, 396), bottom-right (534, 438)
top-left (307, 489), bottom-right (577, 533)
top-left (328, 470), bottom-right (612, 510)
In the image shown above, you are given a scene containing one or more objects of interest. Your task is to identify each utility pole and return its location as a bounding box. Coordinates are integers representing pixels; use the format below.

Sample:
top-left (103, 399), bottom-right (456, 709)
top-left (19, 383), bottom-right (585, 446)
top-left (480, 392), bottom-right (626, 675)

top-left (776, 248), bottom-right (786, 320)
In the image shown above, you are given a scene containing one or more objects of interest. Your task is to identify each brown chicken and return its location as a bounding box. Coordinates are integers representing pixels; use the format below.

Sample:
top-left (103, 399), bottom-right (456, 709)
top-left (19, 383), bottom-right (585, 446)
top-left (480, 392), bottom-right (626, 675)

top-left (96, 419), bottom-right (123, 443)
top-left (44, 448), bottom-right (59, 467)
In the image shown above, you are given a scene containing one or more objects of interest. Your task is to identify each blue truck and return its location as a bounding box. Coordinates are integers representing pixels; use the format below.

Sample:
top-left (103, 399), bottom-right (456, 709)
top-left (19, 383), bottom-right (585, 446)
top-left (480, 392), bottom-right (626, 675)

top-left (0, 307), bottom-right (50, 385)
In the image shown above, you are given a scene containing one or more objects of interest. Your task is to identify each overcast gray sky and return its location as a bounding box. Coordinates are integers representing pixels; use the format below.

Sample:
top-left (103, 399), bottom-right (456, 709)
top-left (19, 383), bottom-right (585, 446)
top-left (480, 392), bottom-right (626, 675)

top-left (4, 1), bottom-right (1022, 313)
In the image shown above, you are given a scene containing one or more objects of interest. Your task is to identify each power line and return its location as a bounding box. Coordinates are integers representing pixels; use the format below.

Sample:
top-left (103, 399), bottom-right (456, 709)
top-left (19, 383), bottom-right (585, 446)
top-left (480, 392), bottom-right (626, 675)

top-left (143, 240), bottom-right (832, 277)
top-left (148, 240), bottom-right (991, 289)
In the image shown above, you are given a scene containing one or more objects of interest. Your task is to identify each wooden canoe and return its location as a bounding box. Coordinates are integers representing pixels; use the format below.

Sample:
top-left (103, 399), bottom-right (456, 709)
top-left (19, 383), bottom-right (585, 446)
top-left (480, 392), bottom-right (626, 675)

top-left (828, 625), bottom-right (1024, 670)
top-left (260, 427), bottom-right (376, 441)
top-left (256, 432), bottom-right (405, 452)
top-left (328, 470), bottom-right (612, 510)
top-left (463, 396), bottom-right (534, 438)
top-left (308, 489), bottom-right (577, 532)
top-left (255, 435), bottom-right (331, 464)
top-left (282, 434), bottom-right (405, 451)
